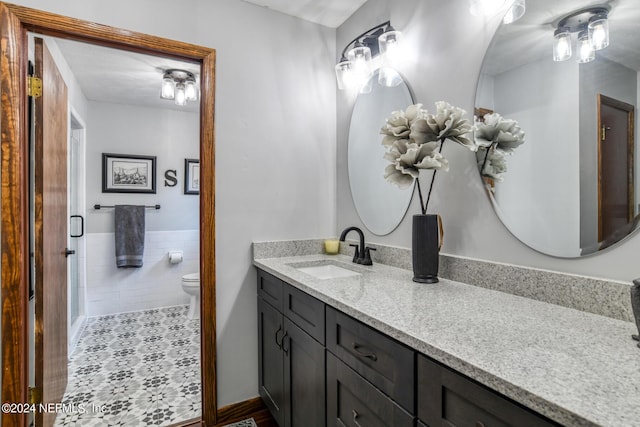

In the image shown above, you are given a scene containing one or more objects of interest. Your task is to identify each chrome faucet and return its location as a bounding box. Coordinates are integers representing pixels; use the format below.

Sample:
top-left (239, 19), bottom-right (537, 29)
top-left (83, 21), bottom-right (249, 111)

top-left (339, 226), bottom-right (376, 265)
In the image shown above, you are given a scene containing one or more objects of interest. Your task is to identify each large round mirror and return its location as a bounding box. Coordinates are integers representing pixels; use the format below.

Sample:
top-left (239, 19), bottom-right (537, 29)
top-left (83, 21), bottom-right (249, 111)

top-left (348, 70), bottom-right (415, 235)
top-left (475, 0), bottom-right (640, 257)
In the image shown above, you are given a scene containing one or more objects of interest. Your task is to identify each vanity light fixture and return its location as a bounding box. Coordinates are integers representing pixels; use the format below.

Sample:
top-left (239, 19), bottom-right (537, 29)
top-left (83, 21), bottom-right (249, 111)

top-left (160, 69), bottom-right (199, 106)
top-left (335, 21), bottom-right (403, 91)
top-left (552, 6), bottom-right (610, 63)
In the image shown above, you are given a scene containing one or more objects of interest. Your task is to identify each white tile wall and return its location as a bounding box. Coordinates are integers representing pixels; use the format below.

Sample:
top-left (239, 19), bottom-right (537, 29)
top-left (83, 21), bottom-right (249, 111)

top-left (86, 230), bottom-right (199, 316)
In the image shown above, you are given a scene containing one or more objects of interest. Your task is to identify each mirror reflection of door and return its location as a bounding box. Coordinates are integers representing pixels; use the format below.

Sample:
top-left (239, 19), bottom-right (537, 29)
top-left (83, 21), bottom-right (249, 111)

top-left (33, 36), bottom-right (69, 427)
top-left (597, 94), bottom-right (635, 246)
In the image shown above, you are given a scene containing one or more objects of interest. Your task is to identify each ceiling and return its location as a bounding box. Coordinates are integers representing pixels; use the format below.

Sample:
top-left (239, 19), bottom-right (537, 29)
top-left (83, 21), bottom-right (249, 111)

top-left (482, 0), bottom-right (640, 76)
top-left (52, 0), bottom-right (365, 113)
top-left (239, 0), bottom-right (367, 28)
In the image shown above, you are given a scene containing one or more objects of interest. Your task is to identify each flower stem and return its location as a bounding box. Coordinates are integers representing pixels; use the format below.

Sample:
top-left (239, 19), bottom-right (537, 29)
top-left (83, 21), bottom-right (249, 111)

top-left (480, 144), bottom-right (492, 176)
top-left (423, 138), bottom-right (446, 213)
top-left (415, 178), bottom-right (426, 215)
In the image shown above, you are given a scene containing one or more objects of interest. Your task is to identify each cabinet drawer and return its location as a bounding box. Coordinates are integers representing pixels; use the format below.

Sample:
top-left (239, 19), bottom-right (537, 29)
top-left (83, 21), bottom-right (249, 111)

top-left (326, 307), bottom-right (414, 412)
top-left (327, 352), bottom-right (414, 427)
top-left (284, 284), bottom-right (325, 344)
top-left (258, 269), bottom-right (284, 311)
top-left (417, 355), bottom-right (559, 427)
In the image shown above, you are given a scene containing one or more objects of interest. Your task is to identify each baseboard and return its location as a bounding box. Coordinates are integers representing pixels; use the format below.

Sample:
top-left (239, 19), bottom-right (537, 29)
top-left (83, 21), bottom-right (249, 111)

top-left (166, 397), bottom-right (276, 427)
top-left (215, 397), bottom-right (274, 426)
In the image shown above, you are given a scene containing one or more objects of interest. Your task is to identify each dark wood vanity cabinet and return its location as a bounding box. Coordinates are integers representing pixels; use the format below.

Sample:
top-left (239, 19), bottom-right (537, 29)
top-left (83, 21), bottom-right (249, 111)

top-left (417, 355), bottom-right (560, 427)
top-left (257, 268), bottom-right (560, 427)
top-left (257, 270), bottom-right (326, 427)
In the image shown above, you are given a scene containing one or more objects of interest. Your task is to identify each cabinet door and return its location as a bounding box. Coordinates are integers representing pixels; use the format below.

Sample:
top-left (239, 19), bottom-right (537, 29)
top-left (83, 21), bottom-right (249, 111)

top-left (326, 352), bottom-right (414, 427)
top-left (258, 297), bottom-right (285, 426)
top-left (283, 318), bottom-right (326, 427)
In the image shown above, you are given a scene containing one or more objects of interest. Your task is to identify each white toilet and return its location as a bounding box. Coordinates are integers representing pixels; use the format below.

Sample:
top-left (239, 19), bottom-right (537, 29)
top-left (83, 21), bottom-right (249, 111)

top-left (181, 272), bottom-right (200, 320)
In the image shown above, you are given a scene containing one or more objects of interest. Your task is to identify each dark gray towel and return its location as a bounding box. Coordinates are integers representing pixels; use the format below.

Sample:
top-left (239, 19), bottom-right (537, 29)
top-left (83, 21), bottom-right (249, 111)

top-left (114, 205), bottom-right (145, 268)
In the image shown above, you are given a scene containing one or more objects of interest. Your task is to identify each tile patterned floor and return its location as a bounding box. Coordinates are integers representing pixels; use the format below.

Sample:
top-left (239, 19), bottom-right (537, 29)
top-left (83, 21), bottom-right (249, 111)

top-left (224, 419), bottom-right (257, 427)
top-left (54, 305), bottom-right (201, 427)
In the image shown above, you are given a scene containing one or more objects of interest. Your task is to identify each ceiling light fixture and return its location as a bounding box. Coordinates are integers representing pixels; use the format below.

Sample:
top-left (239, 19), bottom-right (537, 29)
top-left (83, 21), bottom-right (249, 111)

top-left (552, 6), bottom-right (610, 64)
top-left (160, 69), bottom-right (199, 106)
top-left (335, 21), bottom-right (403, 92)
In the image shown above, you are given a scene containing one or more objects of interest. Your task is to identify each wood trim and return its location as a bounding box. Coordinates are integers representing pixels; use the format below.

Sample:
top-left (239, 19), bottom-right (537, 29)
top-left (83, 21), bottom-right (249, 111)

top-left (216, 397), bottom-right (266, 425)
top-left (0, 4), bottom-right (29, 427)
top-left (597, 93), bottom-right (635, 242)
top-left (0, 2), bottom-right (217, 426)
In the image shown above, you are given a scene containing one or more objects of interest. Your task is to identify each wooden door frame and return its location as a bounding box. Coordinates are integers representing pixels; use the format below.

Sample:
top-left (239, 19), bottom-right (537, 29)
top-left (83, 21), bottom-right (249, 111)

top-left (596, 93), bottom-right (635, 241)
top-left (0, 3), bottom-right (217, 426)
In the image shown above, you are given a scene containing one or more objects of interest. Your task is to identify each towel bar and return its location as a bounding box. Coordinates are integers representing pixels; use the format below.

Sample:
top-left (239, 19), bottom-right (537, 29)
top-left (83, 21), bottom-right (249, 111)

top-left (94, 204), bottom-right (161, 210)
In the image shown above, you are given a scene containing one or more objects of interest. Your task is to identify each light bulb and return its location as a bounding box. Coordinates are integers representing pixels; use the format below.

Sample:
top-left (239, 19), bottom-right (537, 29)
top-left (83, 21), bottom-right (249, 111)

top-left (588, 15), bottom-right (609, 50)
top-left (378, 67), bottom-right (402, 88)
top-left (553, 29), bottom-right (572, 62)
top-left (185, 80), bottom-right (198, 101)
top-left (503, 0), bottom-right (525, 24)
top-left (174, 82), bottom-right (187, 106)
top-left (335, 59), bottom-right (354, 90)
top-left (378, 30), bottom-right (402, 64)
top-left (347, 44), bottom-right (372, 76)
top-left (161, 76), bottom-right (175, 99)
top-left (577, 31), bottom-right (595, 63)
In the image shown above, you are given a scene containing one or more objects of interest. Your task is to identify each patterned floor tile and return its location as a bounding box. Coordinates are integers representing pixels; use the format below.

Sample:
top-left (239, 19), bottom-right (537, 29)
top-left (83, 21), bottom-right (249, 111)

top-left (57, 305), bottom-right (201, 427)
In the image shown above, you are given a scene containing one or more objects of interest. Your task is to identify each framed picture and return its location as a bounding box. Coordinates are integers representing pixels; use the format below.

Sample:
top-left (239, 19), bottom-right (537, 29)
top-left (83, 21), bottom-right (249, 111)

top-left (102, 153), bottom-right (156, 193)
top-left (184, 158), bottom-right (200, 195)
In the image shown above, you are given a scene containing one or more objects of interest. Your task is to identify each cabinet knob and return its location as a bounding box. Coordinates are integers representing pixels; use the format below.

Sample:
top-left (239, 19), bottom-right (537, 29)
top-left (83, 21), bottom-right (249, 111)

top-left (275, 325), bottom-right (283, 348)
top-left (352, 342), bottom-right (378, 361)
top-left (352, 409), bottom-right (363, 427)
top-left (476, 422), bottom-right (486, 427)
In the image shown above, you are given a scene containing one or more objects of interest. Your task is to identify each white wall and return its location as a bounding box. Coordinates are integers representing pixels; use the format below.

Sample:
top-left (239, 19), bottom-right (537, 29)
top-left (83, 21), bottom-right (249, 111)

top-left (11, 0), bottom-right (337, 407)
top-left (492, 58), bottom-right (581, 257)
top-left (86, 230), bottom-right (198, 315)
top-left (337, 0), bottom-right (640, 283)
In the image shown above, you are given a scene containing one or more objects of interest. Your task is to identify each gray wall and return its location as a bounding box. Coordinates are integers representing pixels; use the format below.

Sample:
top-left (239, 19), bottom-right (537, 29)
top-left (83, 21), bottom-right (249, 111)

top-left (86, 101), bottom-right (200, 233)
top-left (337, 0), bottom-right (640, 282)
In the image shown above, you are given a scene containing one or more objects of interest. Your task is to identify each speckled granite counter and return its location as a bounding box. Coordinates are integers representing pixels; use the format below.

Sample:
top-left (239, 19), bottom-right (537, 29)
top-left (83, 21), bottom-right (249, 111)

top-left (253, 254), bottom-right (640, 427)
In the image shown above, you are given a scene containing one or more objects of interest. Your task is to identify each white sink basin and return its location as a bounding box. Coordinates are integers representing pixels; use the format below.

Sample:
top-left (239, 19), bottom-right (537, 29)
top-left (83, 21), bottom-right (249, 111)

top-left (295, 264), bottom-right (361, 280)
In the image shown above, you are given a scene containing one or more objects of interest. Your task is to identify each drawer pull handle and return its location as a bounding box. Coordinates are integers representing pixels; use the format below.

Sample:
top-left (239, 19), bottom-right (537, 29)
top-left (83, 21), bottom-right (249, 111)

top-left (475, 422), bottom-right (486, 427)
top-left (275, 325), bottom-right (283, 348)
top-left (352, 342), bottom-right (377, 361)
top-left (352, 409), bottom-right (363, 427)
top-left (282, 331), bottom-right (290, 355)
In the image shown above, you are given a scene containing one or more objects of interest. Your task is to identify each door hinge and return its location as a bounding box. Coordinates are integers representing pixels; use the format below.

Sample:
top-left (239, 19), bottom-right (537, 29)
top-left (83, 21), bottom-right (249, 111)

top-left (28, 386), bottom-right (41, 405)
top-left (28, 76), bottom-right (42, 99)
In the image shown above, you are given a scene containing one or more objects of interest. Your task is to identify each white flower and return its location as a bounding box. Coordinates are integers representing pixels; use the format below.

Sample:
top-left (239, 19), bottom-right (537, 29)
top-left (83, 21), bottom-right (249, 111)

top-left (410, 101), bottom-right (476, 151)
top-left (474, 112), bottom-right (525, 154)
top-left (383, 140), bottom-right (448, 188)
top-left (380, 104), bottom-right (423, 147)
top-left (478, 146), bottom-right (507, 182)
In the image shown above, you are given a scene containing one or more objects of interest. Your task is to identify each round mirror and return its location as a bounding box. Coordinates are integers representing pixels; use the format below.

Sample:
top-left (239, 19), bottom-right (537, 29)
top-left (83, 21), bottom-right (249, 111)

top-left (475, 0), bottom-right (640, 257)
top-left (348, 70), bottom-right (414, 235)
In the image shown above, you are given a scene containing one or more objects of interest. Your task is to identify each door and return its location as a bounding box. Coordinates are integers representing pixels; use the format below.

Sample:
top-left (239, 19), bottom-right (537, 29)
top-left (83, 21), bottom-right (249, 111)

top-left (33, 37), bottom-right (69, 427)
top-left (598, 94), bottom-right (635, 244)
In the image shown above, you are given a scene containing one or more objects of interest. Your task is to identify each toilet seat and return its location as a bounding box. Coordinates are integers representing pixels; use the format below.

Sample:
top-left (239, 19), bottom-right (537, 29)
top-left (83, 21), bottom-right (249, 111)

top-left (182, 272), bottom-right (200, 282)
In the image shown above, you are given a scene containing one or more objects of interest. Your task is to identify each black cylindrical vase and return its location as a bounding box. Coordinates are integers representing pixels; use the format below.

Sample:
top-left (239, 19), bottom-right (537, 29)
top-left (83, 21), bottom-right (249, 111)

top-left (412, 214), bottom-right (440, 283)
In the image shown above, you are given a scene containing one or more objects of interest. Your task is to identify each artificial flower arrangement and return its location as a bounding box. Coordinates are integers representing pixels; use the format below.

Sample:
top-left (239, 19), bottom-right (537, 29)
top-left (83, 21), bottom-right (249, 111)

top-left (380, 101), bottom-right (475, 214)
top-left (474, 112), bottom-right (526, 183)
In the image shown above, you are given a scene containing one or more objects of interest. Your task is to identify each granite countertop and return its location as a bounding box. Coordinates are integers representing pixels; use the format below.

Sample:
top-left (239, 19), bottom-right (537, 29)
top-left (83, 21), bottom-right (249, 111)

top-left (253, 254), bottom-right (640, 427)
